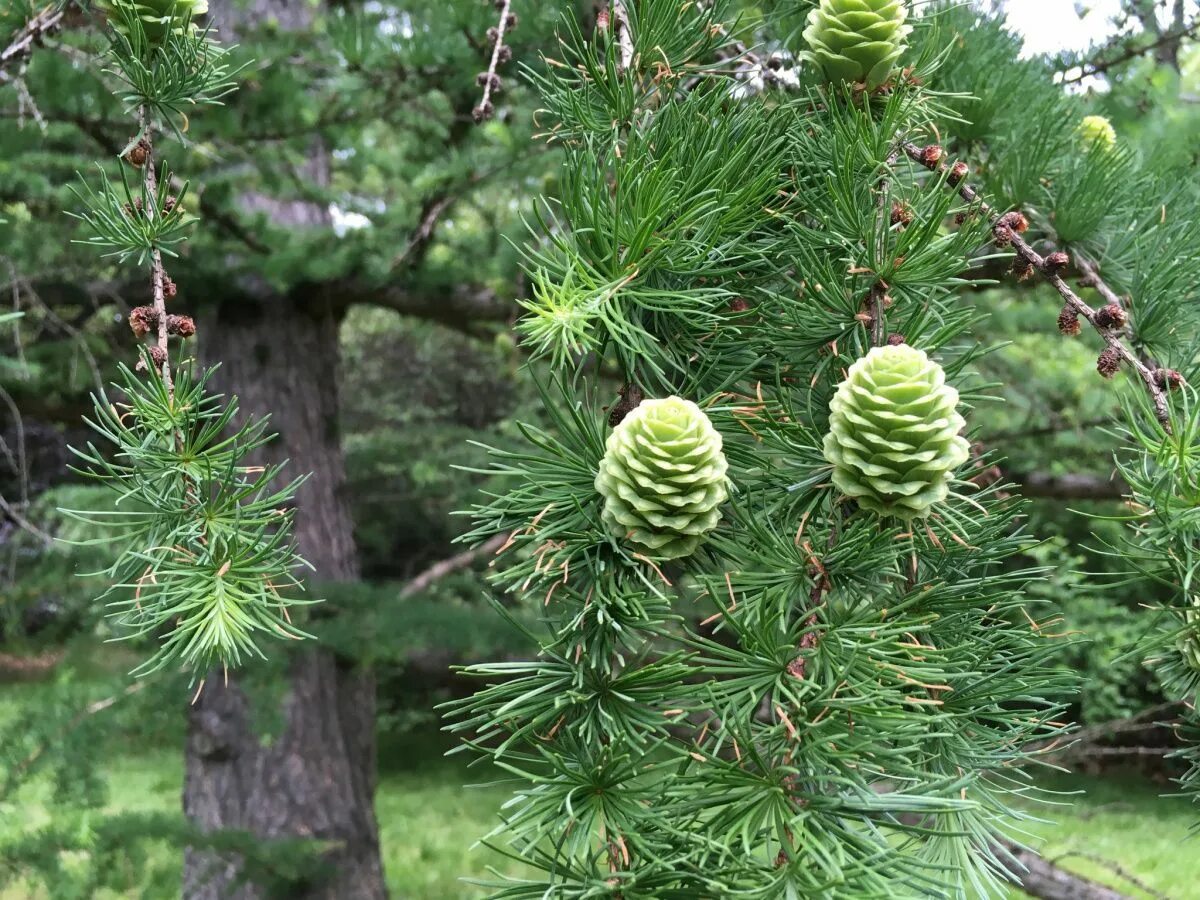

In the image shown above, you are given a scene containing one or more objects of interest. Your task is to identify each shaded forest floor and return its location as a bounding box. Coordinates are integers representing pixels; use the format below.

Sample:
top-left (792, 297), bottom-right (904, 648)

top-left (2, 678), bottom-right (1195, 898)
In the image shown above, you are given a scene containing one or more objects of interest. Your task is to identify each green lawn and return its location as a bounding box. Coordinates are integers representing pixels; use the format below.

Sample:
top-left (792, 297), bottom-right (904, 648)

top-left (1, 677), bottom-right (1195, 898)
top-left (1001, 772), bottom-right (1196, 899)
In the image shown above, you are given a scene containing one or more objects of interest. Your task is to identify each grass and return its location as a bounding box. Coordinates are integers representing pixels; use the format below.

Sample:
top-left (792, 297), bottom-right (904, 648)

top-left (1001, 771), bottom-right (1196, 899)
top-left (1, 679), bottom-right (1196, 898)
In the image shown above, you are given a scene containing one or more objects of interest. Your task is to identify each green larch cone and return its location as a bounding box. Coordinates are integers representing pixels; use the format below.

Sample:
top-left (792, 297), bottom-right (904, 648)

top-left (802, 0), bottom-right (912, 90)
top-left (823, 344), bottom-right (969, 519)
top-left (101, 0), bottom-right (209, 45)
top-left (1078, 115), bottom-right (1116, 152)
top-left (596, 397), bottom-right (729, 560)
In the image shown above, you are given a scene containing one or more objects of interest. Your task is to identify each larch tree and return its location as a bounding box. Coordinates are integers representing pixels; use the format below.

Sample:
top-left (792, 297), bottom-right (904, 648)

top-left (448, 1), bottom-right (1200, 897)
top-left (5, 0), bottom-right (1200, 897)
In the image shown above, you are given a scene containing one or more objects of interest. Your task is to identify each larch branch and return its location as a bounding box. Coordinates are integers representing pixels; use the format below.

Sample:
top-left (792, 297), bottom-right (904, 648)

top-left (900, 141), bottom-right (1173, 429)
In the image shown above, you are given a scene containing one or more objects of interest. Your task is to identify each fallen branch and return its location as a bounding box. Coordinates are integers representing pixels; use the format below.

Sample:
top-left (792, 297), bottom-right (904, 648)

top-left (996, 838), bottom-right (1134, 900)
top-left (1049, 851), bottom-right (1170, 900)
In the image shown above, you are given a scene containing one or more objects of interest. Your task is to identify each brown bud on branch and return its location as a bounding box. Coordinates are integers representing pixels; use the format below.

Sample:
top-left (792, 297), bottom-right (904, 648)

top-left (1044, 251), bottom-right (1070, 274)
top-left (135, 345), bottom-right (167, 373)
top-left (167, 315), bottom-right (196, 338)
top-left (129, 305), bottom-right (159, 338)
top-left (890, 201), bottom-right (913, 228)
top-left (1057, 304), bottom-right (1082, 336)
top-left (918, 145), bottom-right (943, 168)
top-left (1094, 303), bottom-right (1128, 330)
top-left (473, 0), bottom-right (516, 125)
top-left (125, 138), bottom-right (150, 168)
top-left (1154, 368), bottom-right (1185, 391)
top-left (1096, 345), bottom-right (1122, 378)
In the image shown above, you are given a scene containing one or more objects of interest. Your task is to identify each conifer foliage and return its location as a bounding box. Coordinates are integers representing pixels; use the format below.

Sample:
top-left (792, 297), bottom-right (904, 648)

top-left (47, 0), bottom-right (310, 676)
top-left (450, 1), bottom-right (1200, 896)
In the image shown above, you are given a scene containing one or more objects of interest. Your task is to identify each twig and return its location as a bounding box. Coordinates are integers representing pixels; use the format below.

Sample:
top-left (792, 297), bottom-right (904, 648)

top-left (867, 150), bottom-right (900, 346)
top-left (13, 65), bottom-right (46, 131)
top-left (1076, 257), bottom-right (1125, 310)
top-left (0, 491), bottom-right (52, 545)
top-left (1062, 18), bottom-right (1200, 84)
top-left (900, 141), bottom-right (1173, 429)
top-left (612, 1), bottom-right (635, 73)
top-left (137, 110), bottom-right (173, 393)
top-left (473, 0), bottom-right (514, 124)
top-left (1076, 256), bottom-right (1158, 368)
top-left (391, 193), bottom-right (453, 268)
top-left (0, 3), bottom-right (65, 81)
top-left (867, 280), bottom-right (888, 346)
top-left (399, 532), bottom-right (507, 598)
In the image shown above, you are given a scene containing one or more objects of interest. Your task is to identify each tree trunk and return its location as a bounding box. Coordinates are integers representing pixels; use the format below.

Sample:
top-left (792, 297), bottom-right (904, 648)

top-left (182, 291), bottom-right (386, 900)
top-left (179, 0), bottom-right (387, 892)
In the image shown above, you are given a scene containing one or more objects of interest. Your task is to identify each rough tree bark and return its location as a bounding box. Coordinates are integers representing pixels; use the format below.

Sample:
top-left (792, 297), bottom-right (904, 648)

top-left (183, 289), bottom-right (385, 900)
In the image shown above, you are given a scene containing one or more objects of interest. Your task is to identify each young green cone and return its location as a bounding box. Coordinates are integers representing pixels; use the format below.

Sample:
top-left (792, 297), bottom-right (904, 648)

top-left (1078, 115), bottom-right (1117, 151)
top-left (823, 344), bottom-right (969, 519)
top-left (595, 397), bottom-right (728, 560)
top-left (803, 0), bottom-right (912, 90)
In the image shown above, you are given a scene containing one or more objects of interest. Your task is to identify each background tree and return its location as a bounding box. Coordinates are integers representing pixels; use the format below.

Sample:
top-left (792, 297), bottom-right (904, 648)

top-left (2, 0), bottom-right (564, 896)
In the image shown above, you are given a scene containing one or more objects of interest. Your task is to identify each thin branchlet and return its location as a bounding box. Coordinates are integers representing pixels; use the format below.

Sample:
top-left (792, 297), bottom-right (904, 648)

top-left (901, 140), bottom-right (1175, 428)
top-left (0, 3), bottom-right (65, 83)
top-left (136, 110), bottom-right (174, 392)
top-left (56, 2), bottom-right (311, 677)
top-left (473, 0), bottom-right (515, 124)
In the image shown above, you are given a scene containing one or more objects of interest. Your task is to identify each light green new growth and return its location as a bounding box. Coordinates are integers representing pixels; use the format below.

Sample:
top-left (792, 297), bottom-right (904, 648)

top-left (823, 344), bottom-right (969, 519)
top-left (803, 0), bottom-right (912, 90)
top-left (595, 396), bottom-right (728, 560)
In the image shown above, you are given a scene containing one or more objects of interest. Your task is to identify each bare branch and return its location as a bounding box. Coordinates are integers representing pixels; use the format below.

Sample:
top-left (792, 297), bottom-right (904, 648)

top-left (400, 533), bottom-right (507, 598)
top-left (137, 112), bottom-right (173, 392)
top-left (0, 3), bottom-right (66, 82)
top-left (1061, 18), bottom-right (1200, 83)
top-left (473, 0), bottom-right (514, 124)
